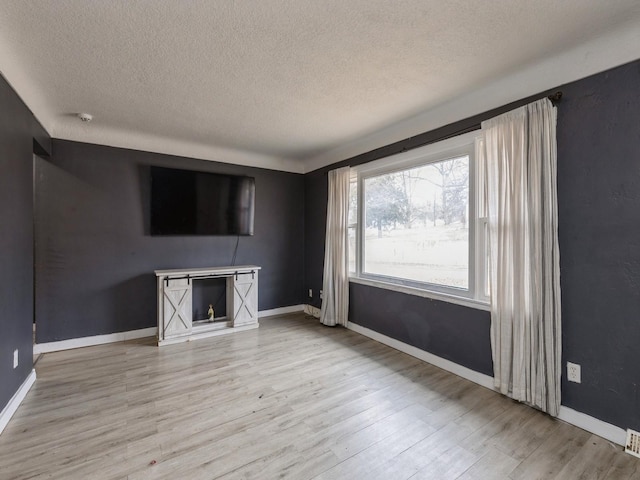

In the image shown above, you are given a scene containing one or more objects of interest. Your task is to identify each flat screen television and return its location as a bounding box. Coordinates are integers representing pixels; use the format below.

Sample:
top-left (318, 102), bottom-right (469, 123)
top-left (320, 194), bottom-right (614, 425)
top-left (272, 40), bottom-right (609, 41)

top-left (150, 166), bottom-right (255, 236)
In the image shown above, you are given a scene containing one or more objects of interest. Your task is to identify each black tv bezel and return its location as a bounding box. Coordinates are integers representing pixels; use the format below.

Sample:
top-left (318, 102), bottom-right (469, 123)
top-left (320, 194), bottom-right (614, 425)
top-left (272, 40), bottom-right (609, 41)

top-left (149, 166), bottom-right (255, 236)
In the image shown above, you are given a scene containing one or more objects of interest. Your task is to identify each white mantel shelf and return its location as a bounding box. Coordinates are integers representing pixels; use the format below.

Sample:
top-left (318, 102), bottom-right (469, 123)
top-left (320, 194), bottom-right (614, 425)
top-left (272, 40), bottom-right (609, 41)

top-left (155, 265), bottom-right (261, 346)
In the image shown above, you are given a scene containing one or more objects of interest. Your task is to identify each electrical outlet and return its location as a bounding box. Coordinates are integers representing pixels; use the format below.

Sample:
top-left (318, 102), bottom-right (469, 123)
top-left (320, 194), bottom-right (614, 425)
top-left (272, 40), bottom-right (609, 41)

top-left (567, 362), bottom-right (581, 383)
top-left (308, 289), bottom-right (313, 298)
top-left (13, 349), bottom-right (18, 369)
top-left (320, 290), bottom-right (323, 299)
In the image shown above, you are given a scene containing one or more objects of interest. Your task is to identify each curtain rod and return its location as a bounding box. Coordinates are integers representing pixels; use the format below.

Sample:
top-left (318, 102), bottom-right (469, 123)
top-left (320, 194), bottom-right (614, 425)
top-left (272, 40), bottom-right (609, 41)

top-left (410, 91), bottom-right (563, 148)
top-left (341, 89), bottom-right (565, 170)
top-left (547, 91), bottom-right (563, 103)
top-left (397, 91), bottom-right (564, 154)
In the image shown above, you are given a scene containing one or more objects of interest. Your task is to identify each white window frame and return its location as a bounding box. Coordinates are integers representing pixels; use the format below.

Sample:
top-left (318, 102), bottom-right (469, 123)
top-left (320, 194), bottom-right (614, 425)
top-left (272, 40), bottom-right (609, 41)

top-left (349, 131), bottom-right (489, 311)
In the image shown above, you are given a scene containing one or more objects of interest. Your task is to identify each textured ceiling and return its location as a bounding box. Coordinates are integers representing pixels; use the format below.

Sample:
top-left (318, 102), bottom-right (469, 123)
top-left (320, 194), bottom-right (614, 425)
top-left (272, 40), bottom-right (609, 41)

top-left (1, 1), bottom-right (639, 172)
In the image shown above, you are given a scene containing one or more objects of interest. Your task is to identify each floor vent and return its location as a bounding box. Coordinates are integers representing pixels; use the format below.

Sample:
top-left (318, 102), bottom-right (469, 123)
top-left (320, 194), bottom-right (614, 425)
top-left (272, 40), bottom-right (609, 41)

top-left (625, 429), bottom-right (640, 458)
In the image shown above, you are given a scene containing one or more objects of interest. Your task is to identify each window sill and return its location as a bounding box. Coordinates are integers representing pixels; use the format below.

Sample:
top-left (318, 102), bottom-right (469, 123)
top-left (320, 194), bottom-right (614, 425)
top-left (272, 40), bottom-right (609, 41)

top-left (349, 276), bottom-right (490, 312)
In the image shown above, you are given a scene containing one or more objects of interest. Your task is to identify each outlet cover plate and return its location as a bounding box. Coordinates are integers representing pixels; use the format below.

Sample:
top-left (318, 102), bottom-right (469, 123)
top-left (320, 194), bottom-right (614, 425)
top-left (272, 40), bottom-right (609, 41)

top-left (13, 349), bottom-right (18, 369)
top-left (567, 362), bottom-right (581, 383)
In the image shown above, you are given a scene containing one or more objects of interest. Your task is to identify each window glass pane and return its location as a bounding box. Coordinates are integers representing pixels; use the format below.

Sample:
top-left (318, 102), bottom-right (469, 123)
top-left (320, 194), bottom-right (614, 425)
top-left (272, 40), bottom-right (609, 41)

top-left (363, 156), bottom-right (469, 289)
top-left (348, 178), bottom-right (358, 273)
top-left (484, 219), bottom-right (490, 297)
top-left (476, 137), bottom-right (487, 218)
top-left (348, 226), bottom-right (356, 273)
top-left (348, 178), bottom-right (358, 225)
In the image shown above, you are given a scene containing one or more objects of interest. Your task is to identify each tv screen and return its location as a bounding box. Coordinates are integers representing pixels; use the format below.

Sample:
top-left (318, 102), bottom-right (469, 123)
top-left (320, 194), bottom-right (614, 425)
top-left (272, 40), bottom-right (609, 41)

top-left (150, 166), bottom-right (255, 236)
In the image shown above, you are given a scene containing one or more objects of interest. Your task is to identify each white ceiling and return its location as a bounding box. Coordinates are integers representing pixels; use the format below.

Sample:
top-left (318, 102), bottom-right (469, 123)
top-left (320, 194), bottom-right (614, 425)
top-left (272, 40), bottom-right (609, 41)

top-left (1, 1), bottom-right (639, 173)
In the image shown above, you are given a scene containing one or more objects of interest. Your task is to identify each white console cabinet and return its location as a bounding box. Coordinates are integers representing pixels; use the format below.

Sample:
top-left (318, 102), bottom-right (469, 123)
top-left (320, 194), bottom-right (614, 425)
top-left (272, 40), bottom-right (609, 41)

top-left (155, 265), bottom-right (260, 346)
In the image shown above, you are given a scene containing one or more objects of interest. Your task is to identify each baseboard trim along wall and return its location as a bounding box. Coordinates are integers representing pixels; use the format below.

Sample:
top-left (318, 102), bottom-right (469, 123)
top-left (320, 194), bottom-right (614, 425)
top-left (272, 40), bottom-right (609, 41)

top-left (33, 305), bottom-right (306, 354)
top-left (0, 369), bottom-right (36, 436)
top-left (33, 327), bottom-right (158, 355)
top-left (346, 321), bottom-right (495, 390)
top-left (258, 304), bottom-right (304, 318)
top-left (556, 406), bottom-right (627, 446)
top-left (303, 304), bottom-right (321, 317)
top-left (345, 320), bottom-right (627, 447)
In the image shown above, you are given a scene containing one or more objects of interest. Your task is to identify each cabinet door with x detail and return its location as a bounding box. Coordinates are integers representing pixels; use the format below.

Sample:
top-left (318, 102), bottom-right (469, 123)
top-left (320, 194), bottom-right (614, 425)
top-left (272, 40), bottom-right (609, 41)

top-left (162, 279), bottom-right (193, 339)
top-left (230, 272), bottom-right (258, 327)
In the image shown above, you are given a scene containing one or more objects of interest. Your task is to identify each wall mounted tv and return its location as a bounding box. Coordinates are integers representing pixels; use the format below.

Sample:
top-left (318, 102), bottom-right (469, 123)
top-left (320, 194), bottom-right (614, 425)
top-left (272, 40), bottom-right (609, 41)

top-left (150, 166), bottom-right (255, 236)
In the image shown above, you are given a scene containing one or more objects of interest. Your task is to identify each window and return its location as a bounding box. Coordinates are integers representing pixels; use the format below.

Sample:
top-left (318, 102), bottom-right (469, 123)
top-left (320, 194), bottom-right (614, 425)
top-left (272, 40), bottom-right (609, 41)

top-left (349, 131), bottom-right (488, 308)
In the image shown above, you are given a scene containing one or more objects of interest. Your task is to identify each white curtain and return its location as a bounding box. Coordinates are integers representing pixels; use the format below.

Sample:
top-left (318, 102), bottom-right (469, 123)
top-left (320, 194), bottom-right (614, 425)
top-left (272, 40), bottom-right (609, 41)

top-left (480, 98), bottom-right (562, 416)
top-left (320, 166), bottom-right (351, 327)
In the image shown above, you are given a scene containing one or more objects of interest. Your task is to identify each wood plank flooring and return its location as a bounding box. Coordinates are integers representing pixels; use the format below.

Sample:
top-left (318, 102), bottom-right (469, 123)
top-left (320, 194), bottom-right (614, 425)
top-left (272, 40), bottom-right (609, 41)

top-left (1, 313), bottom-right (639, 479)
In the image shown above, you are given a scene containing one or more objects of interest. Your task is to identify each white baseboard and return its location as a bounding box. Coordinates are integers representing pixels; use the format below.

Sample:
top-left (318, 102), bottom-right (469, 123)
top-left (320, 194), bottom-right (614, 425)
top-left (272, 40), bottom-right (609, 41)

top-left (346, 321), bottom-right (627, 446)
top-left (0, 369), bottom-right (36, 436)
top-left (346, 322), bottom-right (494, 390)
top-left (258, 304), bottom-right (304, 318)
top-left (557, 406), bottom-right (627, 446)
top-left (303, 304), bottom-right (321, 318)
top-left (33, 327), bottom-right (157, 354)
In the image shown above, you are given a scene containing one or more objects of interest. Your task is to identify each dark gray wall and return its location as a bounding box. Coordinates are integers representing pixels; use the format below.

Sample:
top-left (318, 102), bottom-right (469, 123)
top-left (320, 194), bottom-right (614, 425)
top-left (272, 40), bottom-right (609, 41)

top-left (0, 74), bottom-right (50, 410)
top-left (303, 170), bottom-right (328, 307)
top-left (350, 283), bottom-right (492, 375)
top-left (304, 60), bottom-right (640, 431)
top-left (557, 61), bottom-right (640, 430)
top-left (35, 140), bottom-right (304, 342)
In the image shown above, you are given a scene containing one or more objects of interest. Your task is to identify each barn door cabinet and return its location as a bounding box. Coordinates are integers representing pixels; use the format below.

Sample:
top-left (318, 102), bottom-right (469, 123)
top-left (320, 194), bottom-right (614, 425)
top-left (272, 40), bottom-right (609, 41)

top-left (155, 265), bottom-right (260, 346)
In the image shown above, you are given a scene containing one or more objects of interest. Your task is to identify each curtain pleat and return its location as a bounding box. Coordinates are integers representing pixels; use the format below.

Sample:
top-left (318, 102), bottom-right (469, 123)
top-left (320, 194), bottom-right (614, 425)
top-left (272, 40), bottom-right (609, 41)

top-left (320, 166), bottom-right (351, 327)
top-left (481, 98), bottom-right (561, 416)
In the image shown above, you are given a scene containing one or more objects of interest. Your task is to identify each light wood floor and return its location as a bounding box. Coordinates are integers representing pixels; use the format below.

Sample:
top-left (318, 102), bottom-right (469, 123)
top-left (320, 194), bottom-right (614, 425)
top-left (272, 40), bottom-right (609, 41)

top-left (2, 314), bottom-right (639, 480)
